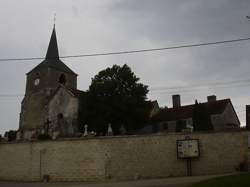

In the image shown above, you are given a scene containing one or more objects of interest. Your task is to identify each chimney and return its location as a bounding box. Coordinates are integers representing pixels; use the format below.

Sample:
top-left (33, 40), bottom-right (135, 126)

top-left (207, 95), bottom-right (216, 103)
top-left (246, 105), bottom-right (250, 130)
top-left (172, 94), bottom-right (181, 108)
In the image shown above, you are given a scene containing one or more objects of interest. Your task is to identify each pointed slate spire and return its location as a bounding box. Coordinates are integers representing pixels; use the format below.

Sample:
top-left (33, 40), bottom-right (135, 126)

top-left (27, 26), bottom-right (77, 76)
top-left (45, 26), bottom-right (59, 60)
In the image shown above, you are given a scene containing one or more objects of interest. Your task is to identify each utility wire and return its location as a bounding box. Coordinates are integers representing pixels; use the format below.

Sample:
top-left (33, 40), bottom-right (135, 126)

top-left (1, 77), bottom-right (250, 98)
top-left (150, 78), bottom-right (250, 91)
top-left (149, 82), bottom-right (250, 95)
top-left (0, 94), bottom-right (23, 97)
top-left (0, 37), bottom-right (250, 62)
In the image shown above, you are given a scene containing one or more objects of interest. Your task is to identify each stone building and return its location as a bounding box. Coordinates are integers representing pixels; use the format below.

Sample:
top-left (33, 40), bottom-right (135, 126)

top-left (18, 27), bottom-right (82, 140)
top-left (151, 95), bottom-right (240, 133)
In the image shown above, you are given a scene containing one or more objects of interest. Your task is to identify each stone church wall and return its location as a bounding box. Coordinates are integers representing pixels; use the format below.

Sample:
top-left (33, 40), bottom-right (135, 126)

top-left (19, 92), bottom-right (48, 130)
top-left (0, 131), bottom-right (249, 182)
top-left (47, 68), bottom-right (77, 90)
top-left (48, 87), bottom-right (79, 121)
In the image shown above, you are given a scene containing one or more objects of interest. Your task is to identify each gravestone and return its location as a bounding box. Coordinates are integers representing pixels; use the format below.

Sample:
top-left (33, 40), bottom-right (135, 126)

top-left (107, 123), bottom-right (113, 136)
top-left (83, 124), bottom-right (88, 137)
top-left (119, 125), bottom-right (127, 135)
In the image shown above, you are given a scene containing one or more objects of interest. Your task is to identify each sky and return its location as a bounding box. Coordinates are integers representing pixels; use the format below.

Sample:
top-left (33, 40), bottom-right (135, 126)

top-left (0, 0), bottom-right (250, 134)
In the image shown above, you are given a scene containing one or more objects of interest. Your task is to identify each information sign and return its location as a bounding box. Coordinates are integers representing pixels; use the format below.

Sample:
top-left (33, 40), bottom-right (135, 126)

top-left (177, 139), bottom-right (200, 159)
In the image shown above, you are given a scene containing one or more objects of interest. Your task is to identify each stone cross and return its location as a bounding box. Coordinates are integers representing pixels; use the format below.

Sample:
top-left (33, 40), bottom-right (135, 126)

top-left (107, 123), bottom-right (113, 136)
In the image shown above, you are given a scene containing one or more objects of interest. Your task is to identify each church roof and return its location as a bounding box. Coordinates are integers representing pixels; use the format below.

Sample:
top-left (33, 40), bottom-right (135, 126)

top-left (47, 85), bottom-right (84, 104)
top-left (27, 27), bottom-right (77, 76)
top-left (45, 27), bottom-right (59, 60)
top-left (67, 87), bottom-right (85, 97)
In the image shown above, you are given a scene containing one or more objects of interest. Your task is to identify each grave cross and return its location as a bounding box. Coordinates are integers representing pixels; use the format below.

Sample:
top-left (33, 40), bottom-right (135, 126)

top-left (44, 119), bottom-right (51, 135)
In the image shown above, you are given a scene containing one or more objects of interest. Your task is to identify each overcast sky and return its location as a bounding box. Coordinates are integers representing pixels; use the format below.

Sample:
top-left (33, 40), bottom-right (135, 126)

top-left (0, 0), bottom-right (250, 134)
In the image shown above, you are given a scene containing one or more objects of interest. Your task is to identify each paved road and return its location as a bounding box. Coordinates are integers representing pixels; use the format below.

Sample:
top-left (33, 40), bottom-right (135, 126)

top-left (0, 173), bottom-right (237, 187)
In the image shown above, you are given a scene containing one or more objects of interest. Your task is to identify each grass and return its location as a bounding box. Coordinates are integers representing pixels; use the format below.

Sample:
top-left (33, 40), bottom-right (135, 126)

top-left (192, 173), bottom-right (250, 187)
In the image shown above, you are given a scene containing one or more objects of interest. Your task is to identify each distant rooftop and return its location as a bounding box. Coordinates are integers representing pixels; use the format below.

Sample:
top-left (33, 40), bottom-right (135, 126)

top-left (152, 99), bottom-right (231, 122)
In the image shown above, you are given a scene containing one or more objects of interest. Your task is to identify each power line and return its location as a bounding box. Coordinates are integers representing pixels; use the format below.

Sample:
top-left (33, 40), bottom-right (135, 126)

top-left (149, 82), bottom-right (250, 95)
top-left (150, 78), bottom-right (250, 91)
top-left (0, 94), bottom-right (23, 97)
top-left (0, 94), bottom-right (24, 99)
top-left (0, 37), bottom-right (250, 62)
top-left (1, 77), bottom-right (250, 98)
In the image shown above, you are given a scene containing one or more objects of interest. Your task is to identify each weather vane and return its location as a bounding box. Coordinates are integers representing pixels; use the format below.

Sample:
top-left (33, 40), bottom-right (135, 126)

top-left (53, 13), bottom-right (56, 28)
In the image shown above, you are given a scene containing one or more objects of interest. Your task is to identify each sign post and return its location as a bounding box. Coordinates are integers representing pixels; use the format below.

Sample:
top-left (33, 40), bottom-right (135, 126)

top-left (177, 138), bottom-right (200, 176)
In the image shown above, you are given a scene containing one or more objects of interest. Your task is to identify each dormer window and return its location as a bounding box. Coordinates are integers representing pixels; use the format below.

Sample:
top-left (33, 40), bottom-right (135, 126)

top-left (59, 74), bottom-right (66, 85)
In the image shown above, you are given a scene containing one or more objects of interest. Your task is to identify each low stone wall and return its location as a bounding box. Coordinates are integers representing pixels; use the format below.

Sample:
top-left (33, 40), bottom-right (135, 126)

top-left (0, 131), bottom-right (249, 182)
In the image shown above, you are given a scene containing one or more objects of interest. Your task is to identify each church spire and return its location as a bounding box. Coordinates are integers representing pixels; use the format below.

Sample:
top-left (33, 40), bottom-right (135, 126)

top-left (45, 26), bottom-right (59, 60)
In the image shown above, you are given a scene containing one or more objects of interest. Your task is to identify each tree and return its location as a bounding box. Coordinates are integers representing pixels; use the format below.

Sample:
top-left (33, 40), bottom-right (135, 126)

top-left (79, 64), bottom-right (150, 135)
top-left (193, 100), bottom-right (214, 131)
top-left (4, 130), bottom-right (17, 142)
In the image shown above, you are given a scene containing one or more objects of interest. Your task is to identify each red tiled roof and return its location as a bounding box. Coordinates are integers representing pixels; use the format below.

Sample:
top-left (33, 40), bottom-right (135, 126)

top-left (152, 99), bottom-right (230, 122)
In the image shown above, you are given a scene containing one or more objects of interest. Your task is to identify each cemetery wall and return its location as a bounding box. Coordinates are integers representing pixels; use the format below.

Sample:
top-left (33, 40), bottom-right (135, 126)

top-left (0, 131), bottom-right (249, 182)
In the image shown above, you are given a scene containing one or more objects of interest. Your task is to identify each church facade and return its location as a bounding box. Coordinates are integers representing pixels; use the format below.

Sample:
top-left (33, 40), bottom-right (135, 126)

top-left (19, 27), bottom-right (82, 140)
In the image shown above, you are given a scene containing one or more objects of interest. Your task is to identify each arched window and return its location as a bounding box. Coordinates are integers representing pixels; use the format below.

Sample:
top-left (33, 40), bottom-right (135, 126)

top-left (33, 73), bottom-right (41, 86)
top-left (59, 74), bottom-right (66, 85)
top-left (57, 113), bottom-right (64, 120)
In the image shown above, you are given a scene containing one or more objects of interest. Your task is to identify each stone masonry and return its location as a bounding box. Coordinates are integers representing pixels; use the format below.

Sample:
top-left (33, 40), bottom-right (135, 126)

top-left (0, 131), bottom-right (249, 182)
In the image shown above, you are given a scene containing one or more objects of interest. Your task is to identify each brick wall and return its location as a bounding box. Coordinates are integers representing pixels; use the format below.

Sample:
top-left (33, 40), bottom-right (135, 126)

top-left (0, 131), bottom-right (249, 182)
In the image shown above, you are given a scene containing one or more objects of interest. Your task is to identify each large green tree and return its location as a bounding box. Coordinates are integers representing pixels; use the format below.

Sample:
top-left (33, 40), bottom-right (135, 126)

top-left (79, 64), bottom-right (150, 135)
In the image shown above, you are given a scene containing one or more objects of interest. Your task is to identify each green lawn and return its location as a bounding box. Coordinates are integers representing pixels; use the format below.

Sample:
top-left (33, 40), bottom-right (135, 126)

top-left (192, 173), bottom-right (250, 187)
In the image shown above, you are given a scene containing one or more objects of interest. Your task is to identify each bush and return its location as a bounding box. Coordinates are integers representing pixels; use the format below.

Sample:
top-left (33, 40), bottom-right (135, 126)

top-left (37, 134), bottom-right (51, 140)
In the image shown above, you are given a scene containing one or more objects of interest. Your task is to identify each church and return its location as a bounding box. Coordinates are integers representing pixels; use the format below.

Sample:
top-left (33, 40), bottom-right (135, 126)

top-left (18, 27), bottom-right (83, 140)
top-left (16, 27), bottom-right (241, 140)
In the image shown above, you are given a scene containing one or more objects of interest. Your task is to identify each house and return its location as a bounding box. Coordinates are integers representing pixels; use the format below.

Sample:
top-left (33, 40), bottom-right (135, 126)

top-left (151, 94), bottom-right (240, 133)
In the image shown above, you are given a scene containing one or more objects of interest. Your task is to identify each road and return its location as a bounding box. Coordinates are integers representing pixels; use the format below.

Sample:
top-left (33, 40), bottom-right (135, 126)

top-left (0, 173), bottom-right (236, 187)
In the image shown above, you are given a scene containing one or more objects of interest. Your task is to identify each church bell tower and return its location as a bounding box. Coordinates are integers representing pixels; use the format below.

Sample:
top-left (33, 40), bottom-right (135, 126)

top-left (19, 26), bottom-right (78, 137)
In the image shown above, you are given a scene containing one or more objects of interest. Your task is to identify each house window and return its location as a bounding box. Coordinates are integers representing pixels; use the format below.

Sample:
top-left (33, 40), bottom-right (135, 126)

top-left (57, 113), bottom-right (64, 120)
